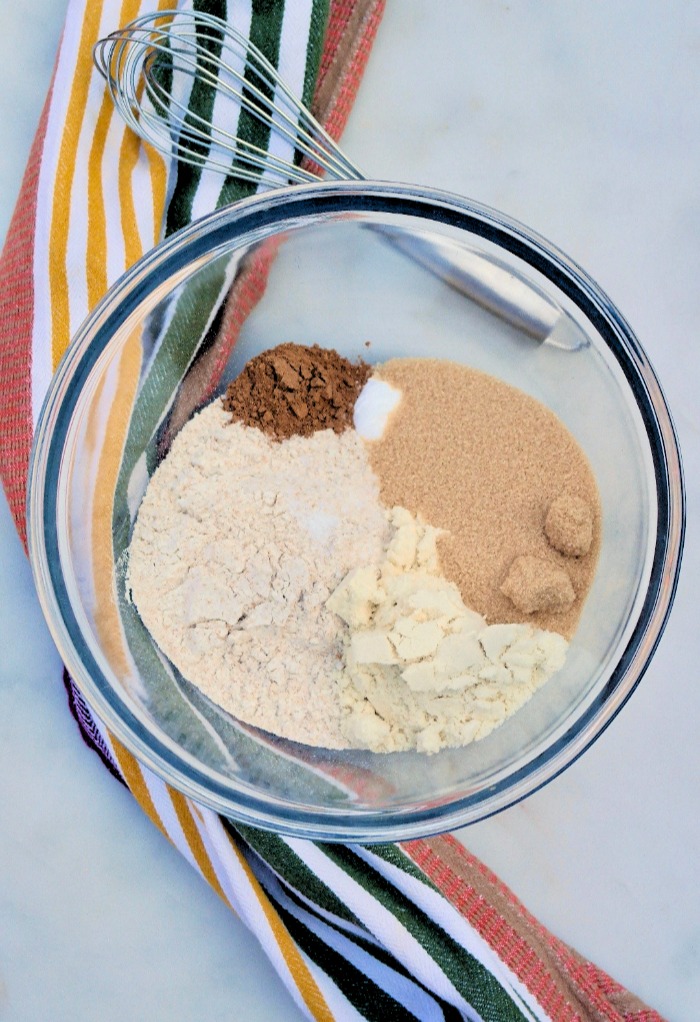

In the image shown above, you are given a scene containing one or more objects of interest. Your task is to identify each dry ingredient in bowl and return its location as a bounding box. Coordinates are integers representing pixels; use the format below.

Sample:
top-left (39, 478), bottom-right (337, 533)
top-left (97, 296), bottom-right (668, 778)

top-left (330, 508), bottom-right (567, 754)
top-left (369, 359), bottom-right (601, 640)
top-left (127, 406), bottom-right (389, 749)
top-left (223, 341), bottom-right (370, 439)
top-left (127, 344), bottom-right (601, 754)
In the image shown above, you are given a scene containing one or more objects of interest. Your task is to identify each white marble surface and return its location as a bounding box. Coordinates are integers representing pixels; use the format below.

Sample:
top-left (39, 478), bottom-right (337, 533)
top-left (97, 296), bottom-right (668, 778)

top-left (1, 3), bottom-right (698, 1020)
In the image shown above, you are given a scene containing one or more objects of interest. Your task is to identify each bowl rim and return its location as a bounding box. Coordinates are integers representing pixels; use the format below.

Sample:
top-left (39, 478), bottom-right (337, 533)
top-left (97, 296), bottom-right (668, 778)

top-left (26, 179), bottom-right (686, 842)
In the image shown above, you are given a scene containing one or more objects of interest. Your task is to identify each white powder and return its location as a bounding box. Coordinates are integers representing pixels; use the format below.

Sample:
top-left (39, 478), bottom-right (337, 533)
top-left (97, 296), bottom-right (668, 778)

top-left (127, 403), bottom-right (389, 748)
top-left (353, 377), bottom-right (402, 439)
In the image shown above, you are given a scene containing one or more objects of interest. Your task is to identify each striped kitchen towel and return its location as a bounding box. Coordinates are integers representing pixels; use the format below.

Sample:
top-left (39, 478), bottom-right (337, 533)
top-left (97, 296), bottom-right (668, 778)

top-left (0, 1), bottom-right (667, 1019)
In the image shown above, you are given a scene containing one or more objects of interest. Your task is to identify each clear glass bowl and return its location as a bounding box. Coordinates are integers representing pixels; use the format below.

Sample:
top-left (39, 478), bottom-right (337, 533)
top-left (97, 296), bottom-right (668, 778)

top-left (27, 181), bottom-right (684, 842)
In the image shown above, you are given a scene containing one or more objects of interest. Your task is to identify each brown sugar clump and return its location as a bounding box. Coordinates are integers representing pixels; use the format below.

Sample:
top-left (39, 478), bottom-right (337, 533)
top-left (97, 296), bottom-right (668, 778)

top-left (222, 343), bottom-right (371, 441)
top-left (501, 555), bottom-right (575, 615)
top-left (545, 492), bottom-right (594, 557)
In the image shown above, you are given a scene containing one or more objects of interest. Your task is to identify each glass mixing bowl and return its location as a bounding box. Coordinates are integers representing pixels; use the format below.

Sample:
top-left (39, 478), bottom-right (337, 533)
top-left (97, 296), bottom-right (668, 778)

top-left (27, 181), bottom-right (684, 842)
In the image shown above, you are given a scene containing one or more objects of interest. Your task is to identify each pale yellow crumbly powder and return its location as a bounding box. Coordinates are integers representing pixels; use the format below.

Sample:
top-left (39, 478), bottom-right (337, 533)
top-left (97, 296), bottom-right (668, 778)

top-left (329, 508), bottom-right (568, 754)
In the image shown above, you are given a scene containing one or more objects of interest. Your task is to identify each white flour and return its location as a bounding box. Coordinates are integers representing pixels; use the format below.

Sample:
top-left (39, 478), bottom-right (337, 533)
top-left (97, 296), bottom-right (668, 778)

top-left (127, 404), bottom-right (389, 748)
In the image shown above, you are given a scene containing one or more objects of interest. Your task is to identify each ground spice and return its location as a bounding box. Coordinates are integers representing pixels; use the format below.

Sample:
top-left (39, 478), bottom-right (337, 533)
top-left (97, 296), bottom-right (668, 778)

top-left (222, 342), bottom-right (370, 440)
top-left (368, 358), bottom-right (601, 639)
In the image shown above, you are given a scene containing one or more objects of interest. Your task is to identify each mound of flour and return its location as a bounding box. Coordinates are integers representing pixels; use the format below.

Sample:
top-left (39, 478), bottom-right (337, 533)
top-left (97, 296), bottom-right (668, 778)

top-left (127, 403), bottom-right (389, 748)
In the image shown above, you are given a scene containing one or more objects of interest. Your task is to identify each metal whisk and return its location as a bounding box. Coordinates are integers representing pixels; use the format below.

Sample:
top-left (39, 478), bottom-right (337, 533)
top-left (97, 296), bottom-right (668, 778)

top-left (94, 9), bottom-right (586, 347)
top-left (93, 8), bottom-right (363, 188)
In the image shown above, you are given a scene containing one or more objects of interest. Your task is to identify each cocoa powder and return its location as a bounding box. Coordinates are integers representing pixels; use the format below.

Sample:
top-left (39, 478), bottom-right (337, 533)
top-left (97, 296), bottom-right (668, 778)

top-left (222, 343), bottom-right (371, 440)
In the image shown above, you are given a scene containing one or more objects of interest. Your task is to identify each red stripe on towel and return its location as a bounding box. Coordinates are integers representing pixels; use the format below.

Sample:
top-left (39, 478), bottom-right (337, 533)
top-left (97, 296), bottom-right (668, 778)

top-left (402, 834), bottom-right (665, 1022)
top-left (0, 75), bottom-right (56, 547)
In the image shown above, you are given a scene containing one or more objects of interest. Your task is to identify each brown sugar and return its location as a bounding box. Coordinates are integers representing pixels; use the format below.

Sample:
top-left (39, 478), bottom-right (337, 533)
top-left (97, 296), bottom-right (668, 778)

top-left (500, 555), bottom-right (575, 614)
top-left (545, 491), bottom-right (594, 557)
top-left (222, 342), bottom-right (370, 440)
top-left (368, 358), bottom-right (601, 639)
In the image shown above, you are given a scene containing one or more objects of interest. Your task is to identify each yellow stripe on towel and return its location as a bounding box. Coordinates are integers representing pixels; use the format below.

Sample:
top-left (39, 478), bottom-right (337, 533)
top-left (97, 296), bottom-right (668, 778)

top-left (223, 829), bottom-right (335, 1022)
top-left (85, 72), bottom-right (113, 308)
top-left (49, 0), bottom-right (107, 368)
top-left (110, 737), bottom-right (169, 840)
top-left (86, 0), bottom-right (147, 306)
top-left (90, 323), bottom-right (143, 676)
top-left (119, 0), bottom-right (171, 260)
top-left (168, 790), bottom-right (234, 910)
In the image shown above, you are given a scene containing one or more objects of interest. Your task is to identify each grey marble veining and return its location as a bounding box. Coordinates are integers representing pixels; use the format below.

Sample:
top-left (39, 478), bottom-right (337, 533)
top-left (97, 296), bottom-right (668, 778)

top-left (1, 3), bottom-right (698, 1020)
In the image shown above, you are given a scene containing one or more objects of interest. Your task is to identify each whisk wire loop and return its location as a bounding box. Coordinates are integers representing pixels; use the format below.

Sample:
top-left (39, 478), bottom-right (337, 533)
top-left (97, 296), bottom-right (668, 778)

top-left (93, 8), bottom-right (364, 188)
top-left (138, 37), bottom-right (323, 184)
